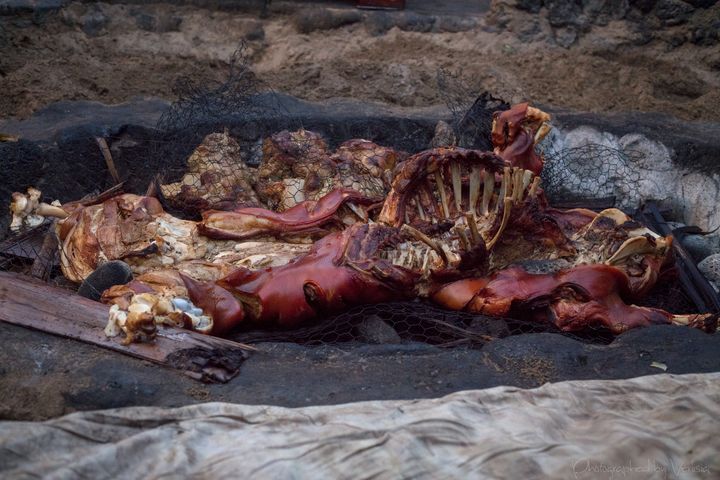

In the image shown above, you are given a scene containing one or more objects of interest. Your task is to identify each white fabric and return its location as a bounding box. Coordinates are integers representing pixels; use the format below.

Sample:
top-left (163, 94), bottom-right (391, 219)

top-left (1, 373), bottom-right (718, 479)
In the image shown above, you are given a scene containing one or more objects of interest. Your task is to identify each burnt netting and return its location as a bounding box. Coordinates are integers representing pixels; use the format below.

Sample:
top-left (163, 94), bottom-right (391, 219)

top-left (436, 68), bottom-right (509, 151)
top-left (230, 301), bottom-right (618, 347)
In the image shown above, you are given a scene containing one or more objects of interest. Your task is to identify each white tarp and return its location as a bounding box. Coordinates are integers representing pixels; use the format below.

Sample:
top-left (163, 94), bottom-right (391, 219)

top-left (1, 373), bottom-right (718, 479)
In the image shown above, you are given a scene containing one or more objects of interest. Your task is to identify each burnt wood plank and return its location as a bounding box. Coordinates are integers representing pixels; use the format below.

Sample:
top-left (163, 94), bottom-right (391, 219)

top-left (0, 271), bottom-right (255, 383)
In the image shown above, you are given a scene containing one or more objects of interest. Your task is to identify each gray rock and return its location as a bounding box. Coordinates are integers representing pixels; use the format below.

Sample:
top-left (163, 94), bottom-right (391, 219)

top-left (698, 254), bottom-right (720, 287)
top-left (630, 0), bottom-right (659, 12)
top-left (81, 10), bottom-right (109, 37)
top-left (545, 0), bottom-right (585, 28)
top-left (0, 0), bottom-right (68, 14)
top-left (515, 0), bottom-right (543, 13)
top-left (679, 234), bottom-right (720, 263)
top-left (690, 20), bottom-right (720, 46)
top-left (355, 315), bottom-right (402, 344)
top-left (517, 19), bottom-right (543, 43)
top-left (583, 0), bottom-right (631, 25)
top-left (654, 0), bottom-right (695, 26)
top-left (683, 0), bottom-right (716, 7)
top-left (399, 12), bottom-right (436, 33)
top-left (293, 8), bottom-right (362, 34)
top-left (434, 16), bottom-right (477, 33)
top-left (554, 26), bottom-right (578, 48)
top-left (78, 260), bottom-right (133, 301)
top-left (365, 11), bottom-right (395, 36)
top-left (133, 12), bottom-right (183, 33)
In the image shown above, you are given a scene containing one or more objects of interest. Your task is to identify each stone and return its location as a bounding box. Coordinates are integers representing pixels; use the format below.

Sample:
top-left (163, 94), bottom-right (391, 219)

top-left (697, 254), bottom-right (720, 287)
top-left (545, 0), bottom-right (585, 28)
top-left (293, 8), bottom-right (362, 34)
top-left (78, 261), bottom-right (133, 301)
top-left (515, 0), bottom-right (543, 13)
top-left (583, 0), bottom-right (631, 25)
top-left (690, 21), bottom-right (720, 46)
top-left (654, 0), bottom-right (695, 26)
top-left (680, 234), bottom-right (720, 263)
top-left (553, 26), bottom-right (578, 48)
top-left (434, 16), bottom-right (477, 33)
top-left (629, 0), bottom-right (658, 11)
top-left (398, 12), bottom-right (437, 33)
top-left (517, 19), bottom-right (543, 43)
top-left (81, 10), bottom-right (109, 37)
top-left (133, 12), bottom-right (182, 33)
top-left (355, 315), bottom-right (402, 344)
top-left (683, 0), bottom-right (716, 7)
top-left (365, 11), bottom-right (395, 36)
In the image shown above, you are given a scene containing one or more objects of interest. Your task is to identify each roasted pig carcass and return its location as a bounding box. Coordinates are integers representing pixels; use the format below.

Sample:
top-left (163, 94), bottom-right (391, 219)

top-left (432, 264), bottom-right (713, 334)
top-left (159, 130), bottom-right (260, 215)
top-left (198, 189), bottom-right (377, 241)
top-left (174, 104), bottom-right (709, 336)
top-left (256, 129), bottom-right (402, 211)
top-left (49, 194), bottom-right (312, 282)
top-left (491, 102), bottom-right (551, 175)
top-left (102, 264), bottom-right (244, 340)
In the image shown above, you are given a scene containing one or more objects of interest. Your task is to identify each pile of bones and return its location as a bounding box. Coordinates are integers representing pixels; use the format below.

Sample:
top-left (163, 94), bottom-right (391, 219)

top-left (8, 103), bottom-right (715, 344)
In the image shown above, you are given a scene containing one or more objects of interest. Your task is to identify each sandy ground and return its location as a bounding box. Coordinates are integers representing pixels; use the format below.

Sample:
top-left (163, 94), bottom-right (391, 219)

top-left (1, 1), bottom-right (719, 120)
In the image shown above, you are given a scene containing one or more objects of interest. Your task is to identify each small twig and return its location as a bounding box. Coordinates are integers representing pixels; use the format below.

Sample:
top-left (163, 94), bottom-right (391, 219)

top-left (95, 137), bottom-right (121, 185)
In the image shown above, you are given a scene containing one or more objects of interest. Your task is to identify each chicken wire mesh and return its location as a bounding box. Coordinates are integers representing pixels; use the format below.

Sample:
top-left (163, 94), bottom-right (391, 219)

top-left (539, 143), bottom-right (642, 209)
top-left (436, 69), bottom-right (509, 152)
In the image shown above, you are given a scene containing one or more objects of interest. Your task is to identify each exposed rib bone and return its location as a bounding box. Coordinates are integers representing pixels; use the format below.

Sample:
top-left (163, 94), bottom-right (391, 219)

top-left (528, 176), bottom-right (541, 197)
top-left (422, 180), bottom-right (440, 222)
top-left (401, 224), bottom-right (448, 264)
top-left (487, 197), bottom-right (513, 250)
top-left (512, 168), bottom-right (524, 203)
top-left (415, 197), bottom-right (427, 221)
top-left (346, 202), bottom-right (367, 221)
top-left (469, 166), bottom-right (481, 213)
top-left (451, 162), bottom-right (462, 212)
top-left (522, 170), bottom-right (534, 192)
top-left (454, 225), bottom-right (470, 251)
top-left (420, 250), bottom-right (429, 273)
top-left (496, 167), bottom-right (511, 212)
top-left (465, 212), bottom-right (481, 245)
top-left (481, 170), bottom-right (494, 216)
top-left (434, 170), bottom-right (450, 219)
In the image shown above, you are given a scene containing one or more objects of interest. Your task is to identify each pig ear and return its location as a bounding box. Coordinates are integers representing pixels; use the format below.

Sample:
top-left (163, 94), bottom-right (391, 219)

top-left (179, 273), bottom-right (245, 336)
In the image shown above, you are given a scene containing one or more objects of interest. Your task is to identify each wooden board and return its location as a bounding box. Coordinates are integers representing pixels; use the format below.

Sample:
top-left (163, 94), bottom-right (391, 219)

top-left (0, 271), bottom-right (255, 383)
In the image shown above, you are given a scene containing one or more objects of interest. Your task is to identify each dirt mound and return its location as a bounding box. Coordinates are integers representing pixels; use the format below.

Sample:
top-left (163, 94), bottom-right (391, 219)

top-left (0, 1), bottom-right (719, 121)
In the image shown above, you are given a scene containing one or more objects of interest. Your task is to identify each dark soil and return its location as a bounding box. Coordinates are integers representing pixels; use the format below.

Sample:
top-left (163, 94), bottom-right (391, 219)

top-left (1, 1), bottom-right (719, 121)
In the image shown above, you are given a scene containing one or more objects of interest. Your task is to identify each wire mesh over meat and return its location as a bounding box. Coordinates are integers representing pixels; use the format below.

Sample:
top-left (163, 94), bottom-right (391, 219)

top-left (229, 300), bottom-right (629, 347)
top-left (437, 69), bottom-right (509, 151)
top-left (540, 143), bottom-right (643, 209)
top-left (1, 46), bottom-right (716, 350)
